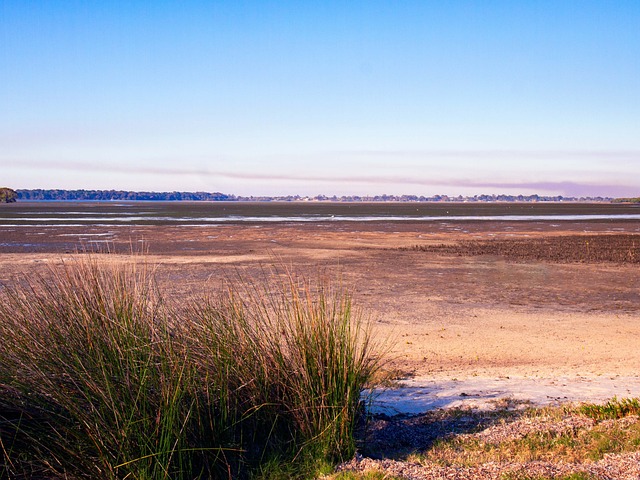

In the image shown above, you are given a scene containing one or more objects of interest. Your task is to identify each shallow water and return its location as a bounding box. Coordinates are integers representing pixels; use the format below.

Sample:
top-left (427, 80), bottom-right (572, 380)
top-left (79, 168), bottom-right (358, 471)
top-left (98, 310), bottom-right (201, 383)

top-left (1, 201), bottom-right (639, 226)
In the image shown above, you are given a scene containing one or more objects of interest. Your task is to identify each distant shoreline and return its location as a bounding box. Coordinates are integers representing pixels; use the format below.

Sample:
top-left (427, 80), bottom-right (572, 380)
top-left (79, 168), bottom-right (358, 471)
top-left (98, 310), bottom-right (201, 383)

top-left (13, 189), bottom-right (617, 203)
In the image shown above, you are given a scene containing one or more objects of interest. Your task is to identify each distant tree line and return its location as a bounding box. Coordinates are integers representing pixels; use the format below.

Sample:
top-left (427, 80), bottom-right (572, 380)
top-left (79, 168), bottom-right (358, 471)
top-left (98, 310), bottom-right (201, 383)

top-left (12, 189), bottom-right (618, 203)
top-left (0, 187), bottom-right (17, 203)
top-left (17, 189), bottom-right (235, 201)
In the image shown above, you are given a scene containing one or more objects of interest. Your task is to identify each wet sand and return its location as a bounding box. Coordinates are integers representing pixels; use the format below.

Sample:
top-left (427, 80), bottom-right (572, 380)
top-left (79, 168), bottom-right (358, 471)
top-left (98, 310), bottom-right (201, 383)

top-left (1, 211), bottom-right (639, 410)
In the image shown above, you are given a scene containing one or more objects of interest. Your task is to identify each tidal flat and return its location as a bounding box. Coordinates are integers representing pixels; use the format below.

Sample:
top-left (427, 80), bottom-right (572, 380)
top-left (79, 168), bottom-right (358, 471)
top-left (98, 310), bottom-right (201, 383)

top-left (1, 201), bottom-right (639, 386)
top-left (2, 201), bottom-right (640, 478)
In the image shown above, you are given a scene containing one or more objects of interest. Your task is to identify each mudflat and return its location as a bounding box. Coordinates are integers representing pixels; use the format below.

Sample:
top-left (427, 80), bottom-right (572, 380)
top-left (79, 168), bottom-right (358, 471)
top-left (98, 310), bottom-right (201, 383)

top-left (1, 202), bottom-right (639, 408)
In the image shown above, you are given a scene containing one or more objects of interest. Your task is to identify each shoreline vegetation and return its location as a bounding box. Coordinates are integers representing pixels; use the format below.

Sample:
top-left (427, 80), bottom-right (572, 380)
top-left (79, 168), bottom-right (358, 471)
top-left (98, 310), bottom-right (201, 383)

top-left (12, 188), bottom-right (621, 203)
top-left (0, 257), bottom-right (382, 479)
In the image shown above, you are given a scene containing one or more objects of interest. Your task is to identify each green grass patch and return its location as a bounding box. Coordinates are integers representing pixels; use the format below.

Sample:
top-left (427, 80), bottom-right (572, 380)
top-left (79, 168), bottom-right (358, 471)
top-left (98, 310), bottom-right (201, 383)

top-left (577, 397), bottom-right (640, 420)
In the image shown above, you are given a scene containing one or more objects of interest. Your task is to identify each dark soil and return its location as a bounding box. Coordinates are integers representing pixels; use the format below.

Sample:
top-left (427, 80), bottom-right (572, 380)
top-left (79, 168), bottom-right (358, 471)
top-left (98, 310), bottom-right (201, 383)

top-left (406, 234), bottom-right (640, 264)
top-left (358, 409), bottom-right (509, 459)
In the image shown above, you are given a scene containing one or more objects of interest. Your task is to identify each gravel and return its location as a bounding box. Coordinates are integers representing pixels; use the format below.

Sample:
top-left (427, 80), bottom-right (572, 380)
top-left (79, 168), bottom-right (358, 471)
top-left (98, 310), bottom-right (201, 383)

top-left (334, 409), bottom-right (640, 479)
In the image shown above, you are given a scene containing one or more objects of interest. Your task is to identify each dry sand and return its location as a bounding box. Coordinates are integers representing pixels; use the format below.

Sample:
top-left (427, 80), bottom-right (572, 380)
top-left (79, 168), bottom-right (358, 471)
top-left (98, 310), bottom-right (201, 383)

top-left (1, 219), bottom-right (639, 412)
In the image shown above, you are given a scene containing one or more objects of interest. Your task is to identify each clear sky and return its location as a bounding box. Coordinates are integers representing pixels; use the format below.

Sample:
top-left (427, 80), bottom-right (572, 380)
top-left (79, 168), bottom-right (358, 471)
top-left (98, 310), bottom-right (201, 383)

top-left (2, 1), bottom-right (639, 197)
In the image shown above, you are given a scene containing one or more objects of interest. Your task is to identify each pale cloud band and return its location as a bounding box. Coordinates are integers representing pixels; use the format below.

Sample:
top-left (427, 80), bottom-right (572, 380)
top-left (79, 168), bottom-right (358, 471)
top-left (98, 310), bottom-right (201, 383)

top-left (9, 157), bottom-right (637, 197)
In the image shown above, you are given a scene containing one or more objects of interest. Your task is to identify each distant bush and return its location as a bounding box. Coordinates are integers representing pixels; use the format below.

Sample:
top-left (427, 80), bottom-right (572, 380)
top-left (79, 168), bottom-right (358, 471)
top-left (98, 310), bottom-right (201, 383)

top-left (0, 187), bottom-right (17, 203)
top-left (0, 258), bottom-right (381, 479)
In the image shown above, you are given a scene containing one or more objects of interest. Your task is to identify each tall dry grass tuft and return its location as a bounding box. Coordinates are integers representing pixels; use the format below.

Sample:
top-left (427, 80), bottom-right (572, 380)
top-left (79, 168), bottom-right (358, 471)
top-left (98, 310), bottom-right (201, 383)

top-left (189, 271), bottom-right (379, 464)
top-left (0, 258), bottom-right (209, 478)
top-left (0, 258), bottom-right (382, 479)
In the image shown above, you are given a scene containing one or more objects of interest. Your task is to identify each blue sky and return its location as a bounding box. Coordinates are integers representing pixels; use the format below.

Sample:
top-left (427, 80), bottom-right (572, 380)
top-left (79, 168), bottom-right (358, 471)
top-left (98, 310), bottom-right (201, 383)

top-left (2, 1), bottom-right (639, 197)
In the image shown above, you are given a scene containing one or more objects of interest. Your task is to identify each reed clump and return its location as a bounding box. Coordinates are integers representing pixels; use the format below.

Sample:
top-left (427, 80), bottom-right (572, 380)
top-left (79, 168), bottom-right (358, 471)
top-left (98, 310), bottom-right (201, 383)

top-left (0, 258), bottom-right (381, 479)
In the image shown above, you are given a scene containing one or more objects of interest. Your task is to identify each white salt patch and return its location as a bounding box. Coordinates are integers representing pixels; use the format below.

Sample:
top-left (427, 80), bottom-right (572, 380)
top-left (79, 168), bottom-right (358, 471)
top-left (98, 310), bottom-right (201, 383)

top-left (369, 375), bottom-right (640, 415)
